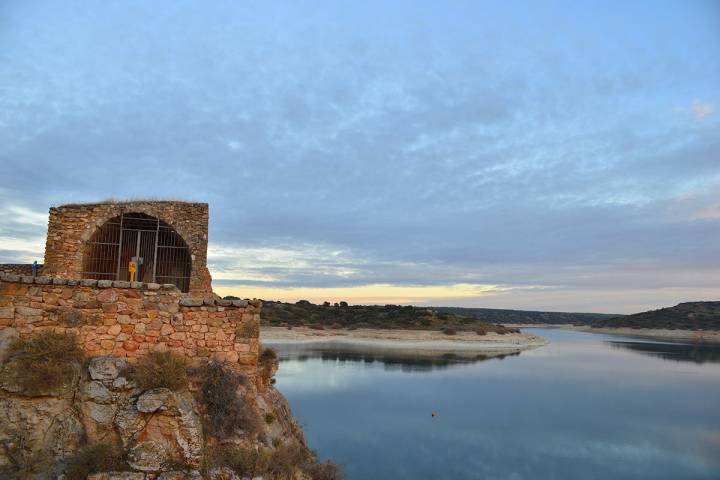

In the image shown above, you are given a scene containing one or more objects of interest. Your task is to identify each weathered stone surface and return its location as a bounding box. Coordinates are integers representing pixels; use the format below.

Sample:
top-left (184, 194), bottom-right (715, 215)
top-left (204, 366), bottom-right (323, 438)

top-left (88, 472), bottom-right (146, 480)
top-left (208, 467), bottom-right (241, 479)
top-left (0, 306), bottom-right (14, 319)
top-left (180, 298), bottom-right (203, 307)
top-left (156, 472), bottom-right (204, 480)
top-left (15, 305), bottom-right (42, 316)
top-left (0, 327), bottom-right (19, 361)
top-left (1, 273), bottom-right (21, 282)
top-left (81, 278), bottom-right (98, 287)
top-left (137, 388), bottom-right (174, 413)
top-left (98, 279), bottom-right (113, 288)
top-left (89, 356), bottom-right (127, 381)
top-left (21, 275), bottom-right (35, 284)
top-left (146, 282), bottom-right (161, 291)
top-left (52, 277), bottom-right (68, 285)
top-left (128, 440), bottom-right (168, 472)
top-left (35, 276), bottom-right (52, 284)
top-left (113, 280), bottom-right (131, 288)
top-left (1, 276), bottom-right (260, 378)
top-left (85, 380), bottom-right (113, 403)
top-left (231, 299), bottom-right (248, 307)
top-left (86, 401), bottom-right (116, 424)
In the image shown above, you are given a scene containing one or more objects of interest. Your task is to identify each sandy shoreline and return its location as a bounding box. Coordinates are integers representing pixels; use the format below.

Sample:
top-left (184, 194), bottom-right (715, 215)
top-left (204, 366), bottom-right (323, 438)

top-left (502, 324), bottom-right (720, 343)
top-left (260, 326), bottom-right (547, 353)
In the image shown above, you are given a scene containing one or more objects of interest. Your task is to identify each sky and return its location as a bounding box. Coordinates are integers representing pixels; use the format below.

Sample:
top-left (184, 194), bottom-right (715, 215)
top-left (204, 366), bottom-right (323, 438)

top-left (1, 0), bottom-right (719, 313)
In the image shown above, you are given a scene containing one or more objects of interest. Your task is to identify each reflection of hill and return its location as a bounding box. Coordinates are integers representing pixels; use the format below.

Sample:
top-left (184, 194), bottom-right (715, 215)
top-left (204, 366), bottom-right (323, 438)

top-left (606, 340), bottom-right (720, 364)
top-left (273, 343), bottom-right (521, 372)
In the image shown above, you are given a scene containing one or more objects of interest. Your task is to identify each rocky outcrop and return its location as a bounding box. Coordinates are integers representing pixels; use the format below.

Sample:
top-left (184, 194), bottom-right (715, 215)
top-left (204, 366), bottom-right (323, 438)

top-left (0, 353), bottom-right (307, 479)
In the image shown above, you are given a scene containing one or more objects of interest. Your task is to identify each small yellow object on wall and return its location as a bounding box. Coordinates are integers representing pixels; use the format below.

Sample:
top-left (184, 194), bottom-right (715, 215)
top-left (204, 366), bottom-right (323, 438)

top-left (128, 261), bottom-right (137, 282)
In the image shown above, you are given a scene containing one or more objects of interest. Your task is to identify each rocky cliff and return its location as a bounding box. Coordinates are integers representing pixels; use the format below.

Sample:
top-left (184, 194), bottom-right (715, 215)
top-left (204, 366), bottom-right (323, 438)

top-left (0, 328), bottom-right (338, 480)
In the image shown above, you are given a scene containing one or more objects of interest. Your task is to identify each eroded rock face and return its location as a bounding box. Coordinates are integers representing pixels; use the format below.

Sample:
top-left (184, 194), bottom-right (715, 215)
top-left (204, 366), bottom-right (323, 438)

top-left (0, 353), bottom-right (307, 479)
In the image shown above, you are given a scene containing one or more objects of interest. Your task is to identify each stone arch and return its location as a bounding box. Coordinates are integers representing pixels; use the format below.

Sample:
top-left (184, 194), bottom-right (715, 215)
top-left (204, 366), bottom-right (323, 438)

top-left (81, 212), bottom-right (192, 292)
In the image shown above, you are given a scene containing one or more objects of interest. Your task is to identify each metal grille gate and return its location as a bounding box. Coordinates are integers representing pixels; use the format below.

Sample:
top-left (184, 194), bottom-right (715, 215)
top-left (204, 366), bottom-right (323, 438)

top-left (81, 212), bottom-right (192, 292)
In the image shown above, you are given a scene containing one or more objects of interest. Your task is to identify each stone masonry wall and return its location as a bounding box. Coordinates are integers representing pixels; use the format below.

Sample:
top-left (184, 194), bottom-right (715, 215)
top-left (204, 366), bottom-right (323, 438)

top-left (42, 201), bottom-right (212, 296)
top-left (0, 264), bottom-right (42, 276)
top-left (0, 274), bottom-right (260, 379)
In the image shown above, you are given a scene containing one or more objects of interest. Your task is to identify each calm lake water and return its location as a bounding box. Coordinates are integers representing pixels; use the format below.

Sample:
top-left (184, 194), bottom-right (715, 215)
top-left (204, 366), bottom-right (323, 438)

top-left (266, 328), bottom-right (720, 480)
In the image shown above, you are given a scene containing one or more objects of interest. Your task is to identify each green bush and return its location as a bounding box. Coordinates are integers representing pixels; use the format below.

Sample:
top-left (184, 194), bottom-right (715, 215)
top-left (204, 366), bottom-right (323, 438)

top-left (127, 351), bottom-right (188, 391)
top-left (196, 361), bottom-right (259, 438)
top-left (5, 331), bottom-right (84, 395)
top-left (64, 443), bottom-right (127, 480)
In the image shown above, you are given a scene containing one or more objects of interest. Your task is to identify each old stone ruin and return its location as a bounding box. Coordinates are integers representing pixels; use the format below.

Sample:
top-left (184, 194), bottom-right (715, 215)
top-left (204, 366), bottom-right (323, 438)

top-left (0, 200), bottom-right (339, 480)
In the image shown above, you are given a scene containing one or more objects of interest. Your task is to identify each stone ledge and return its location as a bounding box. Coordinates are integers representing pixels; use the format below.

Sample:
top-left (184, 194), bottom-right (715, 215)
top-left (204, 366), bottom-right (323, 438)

top-left (0, 274), bottom-right (181, 294)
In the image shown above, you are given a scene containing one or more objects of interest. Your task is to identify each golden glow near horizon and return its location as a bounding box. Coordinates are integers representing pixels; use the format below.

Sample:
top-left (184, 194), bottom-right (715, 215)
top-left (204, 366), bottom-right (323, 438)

top-left (213, 282), bottom-right (505, 305)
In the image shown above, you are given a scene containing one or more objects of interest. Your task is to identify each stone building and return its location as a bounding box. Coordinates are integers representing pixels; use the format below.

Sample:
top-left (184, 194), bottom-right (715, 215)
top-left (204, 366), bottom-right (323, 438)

top-left (0, 200), bottom-right (260, 370)
top-left (41, 200), bottom-right (212, 295)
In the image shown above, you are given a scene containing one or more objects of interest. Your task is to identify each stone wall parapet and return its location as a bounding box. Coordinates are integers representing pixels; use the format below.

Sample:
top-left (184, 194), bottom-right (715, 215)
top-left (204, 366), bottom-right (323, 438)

top-left (0, 276), bottom-right (261, 376)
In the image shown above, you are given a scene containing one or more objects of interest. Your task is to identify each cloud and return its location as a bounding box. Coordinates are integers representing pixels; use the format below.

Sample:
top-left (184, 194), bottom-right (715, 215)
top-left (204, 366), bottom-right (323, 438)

top-left (0, 0), bottom-right (718, 312)
top-left (691, 101), bottom-right (715, 120)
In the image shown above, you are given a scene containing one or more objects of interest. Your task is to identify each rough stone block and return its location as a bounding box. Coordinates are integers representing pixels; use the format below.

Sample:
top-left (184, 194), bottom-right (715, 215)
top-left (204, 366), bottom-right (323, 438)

top-left (112, 281), bottom-right (131, 288)
top-left (180, 298), bottom-right (203, 307)
top-left (21, 276), bottom-right (35, 284)
top-left (146, 283), bottom-right (161, 291)
top-left (130, 281), bottom-right (143, 289)
top-left (231, 299), bottom-right (248, 307)
top-left (98, 280), bottom-right (113, 288)
top-left (66, 279), bottom-right (79, 286)
top-left (217, 299), bottom-right (232, 307)
top-left (88, 356), bottom-right (127, 380)
top-left (35, 276), bottom-right (52, 285)
top-left (0, 306), bottom-right (14, 319)
top-left (1, 274), bottom-right (20, 282)
top-left (161, 283), bottom-right (176, 290)
top-left (52, 277), bottom-right (68, 285)
top-left (203, 298), bottom-right (215, 306)
top-left (80, 279), bottom-right (98, 287)
top-left (15, 306), bottom-right (43, 316)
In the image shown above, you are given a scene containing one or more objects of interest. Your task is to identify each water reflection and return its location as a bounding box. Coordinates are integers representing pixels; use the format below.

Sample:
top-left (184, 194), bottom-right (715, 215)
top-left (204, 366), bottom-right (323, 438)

top-left (606, 340), bottom-right (720, 364)
top-left (272, 329), bottom-right (720, 480)
top-left (267, 342), bottom-right (522, 372)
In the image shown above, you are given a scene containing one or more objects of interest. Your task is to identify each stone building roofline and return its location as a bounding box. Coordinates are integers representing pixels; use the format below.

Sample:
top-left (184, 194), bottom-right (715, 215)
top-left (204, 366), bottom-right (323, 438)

top-left (55, 199), bottom-right (208, 209)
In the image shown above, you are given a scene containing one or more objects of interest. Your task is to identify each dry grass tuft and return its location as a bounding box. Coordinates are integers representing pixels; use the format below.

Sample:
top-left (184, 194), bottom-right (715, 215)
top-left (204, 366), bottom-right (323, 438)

top-left (195, 361), bottom-right (260, 438)
top-left (126, 351), bottom-right (188, 391)
top-left (5, 331), bottom-right (84, 395)
top-left (64, 443), bottom-right (127, 480)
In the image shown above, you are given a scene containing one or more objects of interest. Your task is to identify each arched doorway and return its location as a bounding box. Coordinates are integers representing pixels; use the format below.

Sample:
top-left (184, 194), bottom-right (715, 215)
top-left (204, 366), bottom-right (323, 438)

top-left (81, 212), bottom-right (192, 292)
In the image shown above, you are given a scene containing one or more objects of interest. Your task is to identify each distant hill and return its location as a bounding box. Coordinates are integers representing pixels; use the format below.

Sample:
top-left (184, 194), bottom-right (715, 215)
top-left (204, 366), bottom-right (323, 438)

top-left (253, 300), bottom-right (519, 334)
top-left (433, 306), bottom-right (619, 325)
top-left (592, 302), bottom-right (720, 330)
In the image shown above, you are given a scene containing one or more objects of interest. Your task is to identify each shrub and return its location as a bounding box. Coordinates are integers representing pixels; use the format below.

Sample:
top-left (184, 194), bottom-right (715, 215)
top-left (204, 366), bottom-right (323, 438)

top-left (260, 347), bottom-right (277, 365)
top-left (442, 327), bottom-right (457, 336)
top-left (265, 442), bottom-right (308, 479)
top-left (5, 331), bottom-right (84, 395)
top-left (207, 445), bottom-right (271, 478)
top-left (195, 361), bottom-right (259, 438)
top-left (127, 351), bottom-right (188, 391)
top-left (309, 460), bottom-right (344, 480)
top-left (264, 413), bottom-right (275, 424)
top-left (64, 443), bottom-right (127, 480)
top-left (236, 319), bottom-right (259, 338)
